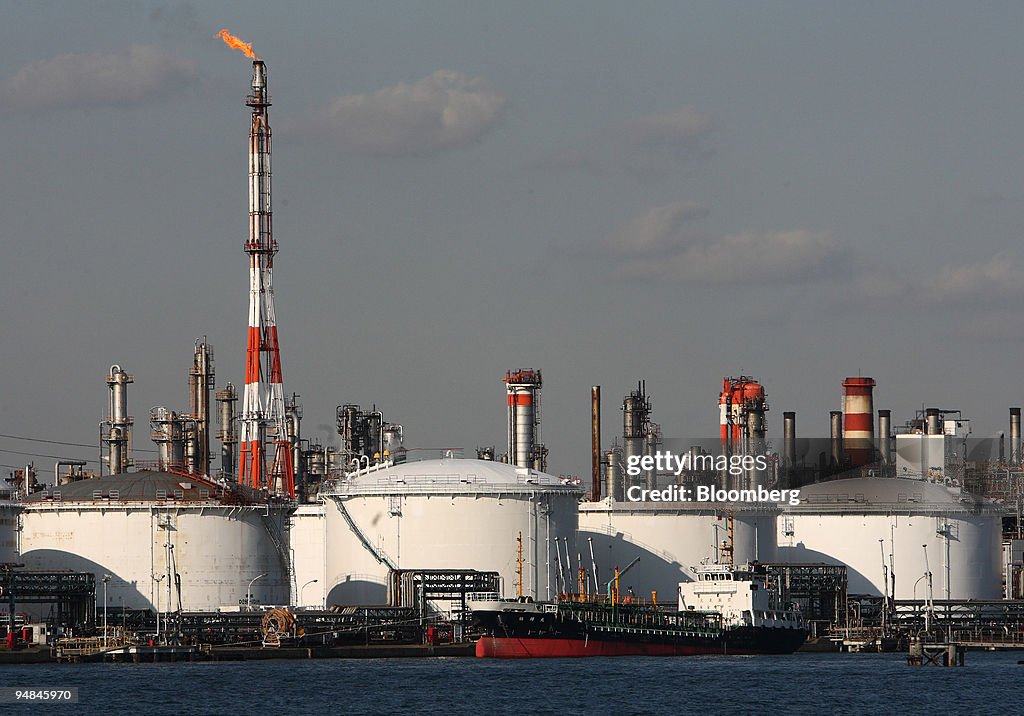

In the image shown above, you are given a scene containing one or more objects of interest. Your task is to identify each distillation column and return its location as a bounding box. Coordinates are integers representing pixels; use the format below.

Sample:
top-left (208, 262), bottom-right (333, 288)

top-left (103, 365), bottom-right (134, 475)
top-left (505, 370), bottom-right (543, 469)
top-left (188, 339), bottom-right (215, 477)
top-left (216, 384), bottom-right (238, 478)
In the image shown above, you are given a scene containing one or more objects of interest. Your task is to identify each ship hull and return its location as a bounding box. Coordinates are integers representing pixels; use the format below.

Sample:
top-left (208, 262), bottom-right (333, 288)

top-left (472, 606), bottom-right (807, 658)
top-left (475, 627), bottom-right (807, 658)
top-left (477, 637), bottom-right (714, 658)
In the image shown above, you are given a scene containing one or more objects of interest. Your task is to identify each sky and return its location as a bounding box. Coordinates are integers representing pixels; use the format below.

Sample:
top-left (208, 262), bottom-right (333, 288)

top-left (3, 1), bottom-right (1024, 479)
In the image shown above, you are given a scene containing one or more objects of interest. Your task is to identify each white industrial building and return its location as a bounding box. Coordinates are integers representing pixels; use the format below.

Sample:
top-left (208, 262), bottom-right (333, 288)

top-left (290, 502), bottom-right (327, 608)
top-left (577, 502), bottom-right (779, 599)
top-left (777, 476), bottom-right (1003, 599)
top-left (316, 458), bottom-right (582, 604)
top-left (17, 472), bottom-right (292, 613)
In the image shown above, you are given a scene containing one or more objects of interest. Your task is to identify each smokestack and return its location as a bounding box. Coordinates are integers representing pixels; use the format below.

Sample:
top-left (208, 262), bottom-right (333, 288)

top-left (842, 377), bottom-right (875, 466)
top-left (829, 410), bottom-right (843, 466)
top-left (1011, 408), bottom-right (1021, 465)
top-left (878, 409), bottom-right (891, 467)
top-left (747, 403), bottom-right (767, 489)
top-left (216, 383), bottom-right (238, 478)
top-left (235, 54), bottom-right (296, 497)
top-left (783, 411), bottom-right (796, 470)
top-left (505, 369), bottom-right (542, 468)
top-left (925, 408), bottom-right (941, 435)
top-left (591, 386), bottom-right (601, 501)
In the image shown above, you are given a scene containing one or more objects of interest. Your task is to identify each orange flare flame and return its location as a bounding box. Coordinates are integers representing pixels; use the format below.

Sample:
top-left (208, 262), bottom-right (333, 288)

top-left (215, 29), bottom-right (257, 59)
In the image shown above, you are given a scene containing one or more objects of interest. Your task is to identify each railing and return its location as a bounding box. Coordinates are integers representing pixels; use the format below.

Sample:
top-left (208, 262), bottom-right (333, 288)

top-left (335, 500), bottom-right (397, 571)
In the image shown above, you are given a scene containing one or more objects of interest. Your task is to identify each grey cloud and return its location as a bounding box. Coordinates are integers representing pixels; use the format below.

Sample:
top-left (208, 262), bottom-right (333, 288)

top-left (836, 254), bottom-right (1024, 310)
top-left (532, 107), bottom-right (716, 179)
top-left (917, 256), bottom-right (1024, 304)
top-left (622, 107), bottom-right (716, 157)
top-left (607, 202), bottom-right (839, 284)
top-left (0, 44), bottom-right (198, 113)
top-left (527, 148), bottom-right (599, 173)
top-left (150, 3), bottom-right (202, 36)
top-left (302, 70), bottom-right (506, 156)
top-left (606, 201), bottom-right (710, 256)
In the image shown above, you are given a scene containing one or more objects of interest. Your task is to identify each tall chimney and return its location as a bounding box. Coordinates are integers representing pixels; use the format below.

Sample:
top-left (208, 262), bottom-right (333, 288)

top-left (878, 409), bottom-right (891, 467)
top-left (783, 411), bottom-right (796, 469)
top-left (1011, 408), bottom-right (1021, 465)
top-left (829, 410), bottom-right (844, 466)
top-left (237, 58), bottom-right (296, 497)
top-left (591, 386), bottom-right (601, 501)
top-left (842, 377), bottom-right (876, 466)
top-left (925, 408), bottom-right (941, 435)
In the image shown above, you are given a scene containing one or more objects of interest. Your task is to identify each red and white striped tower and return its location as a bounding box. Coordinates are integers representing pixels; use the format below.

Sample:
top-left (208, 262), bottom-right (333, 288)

top-left (842, 377), bottom-right (876, 467)
top-left (238, 59), bottom-right (294, 497)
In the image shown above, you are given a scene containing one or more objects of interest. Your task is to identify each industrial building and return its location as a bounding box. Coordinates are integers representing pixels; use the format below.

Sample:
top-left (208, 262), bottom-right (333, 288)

top-left (317, 458), bottom-right (581, 604)
top-left (17, 472), bottom-right (291, 611)
top-left (777, 476), bottom-right (1003, 599)
top-left (577, 502), bottom-right (778, 599)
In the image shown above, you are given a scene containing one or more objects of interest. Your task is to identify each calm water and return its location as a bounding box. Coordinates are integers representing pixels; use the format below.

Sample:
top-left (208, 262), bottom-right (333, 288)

top-left (0, 651), bottom-right (1017, 715)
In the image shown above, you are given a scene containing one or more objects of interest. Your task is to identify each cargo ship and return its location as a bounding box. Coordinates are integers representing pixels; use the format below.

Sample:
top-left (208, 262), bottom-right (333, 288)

top-left (469, 562), bottom-right (807, 658)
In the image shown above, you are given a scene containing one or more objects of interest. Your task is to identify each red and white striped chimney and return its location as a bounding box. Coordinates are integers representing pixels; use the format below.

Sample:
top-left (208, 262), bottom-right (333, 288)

top-left (842, 377), bottom-right (876, 466)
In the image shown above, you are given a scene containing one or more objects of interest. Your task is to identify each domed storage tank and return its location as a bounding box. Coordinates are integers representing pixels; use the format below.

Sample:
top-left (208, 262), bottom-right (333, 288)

top-left (577, 502), bottom-right (779, 599)
top-left (778, 477), bottom-right (1003, 599)
top-left (320, 458), bottom-right (582, 604)
top-left (18, 472), bottom-right (292, 612)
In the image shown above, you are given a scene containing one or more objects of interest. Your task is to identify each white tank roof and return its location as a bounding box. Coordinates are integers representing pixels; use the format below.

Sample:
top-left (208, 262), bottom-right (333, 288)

top-left (791, 476), bottom-right (1002, 514)
top-left (325, 458), bottom-right (582, 497)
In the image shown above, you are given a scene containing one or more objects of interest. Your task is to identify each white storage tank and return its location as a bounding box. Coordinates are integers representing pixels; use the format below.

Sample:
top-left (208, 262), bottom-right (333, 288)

top-left (290, 501), bottom-right (327, 608)
top-left (777, 476), bottom-right (1004, 599)
top-left (577, 501), bottom-right (779, 600)
top-left (320, 458), bottom-right (582, 604)
top-left (18, 472), bottom-right (292, 612)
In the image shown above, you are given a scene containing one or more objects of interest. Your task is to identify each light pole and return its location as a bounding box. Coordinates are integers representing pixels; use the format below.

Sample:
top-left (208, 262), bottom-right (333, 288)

top-left (300, 579), bottom-right (319, 608)
top-left (913, 574), bottom-right (928, 601)
top-left (247, 573), bottom-right (267, 611)
top-left (922, 544), bottom-right (933, 634)
top-left (879, 539), bottom-right (888, 633)
top-left (153, 573), bottom-right (165, 642)
top-left (102, 574), bottom-right (111, 648)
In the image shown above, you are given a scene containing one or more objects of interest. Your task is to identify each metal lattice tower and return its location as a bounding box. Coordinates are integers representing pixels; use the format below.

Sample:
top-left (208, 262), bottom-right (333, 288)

top-left (238, 60), bottom-right (294, 497)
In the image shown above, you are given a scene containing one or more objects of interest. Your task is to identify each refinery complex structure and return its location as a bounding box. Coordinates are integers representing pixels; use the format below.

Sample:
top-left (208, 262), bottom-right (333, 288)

top-left (2, 40), bottom-right (1022, 652)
